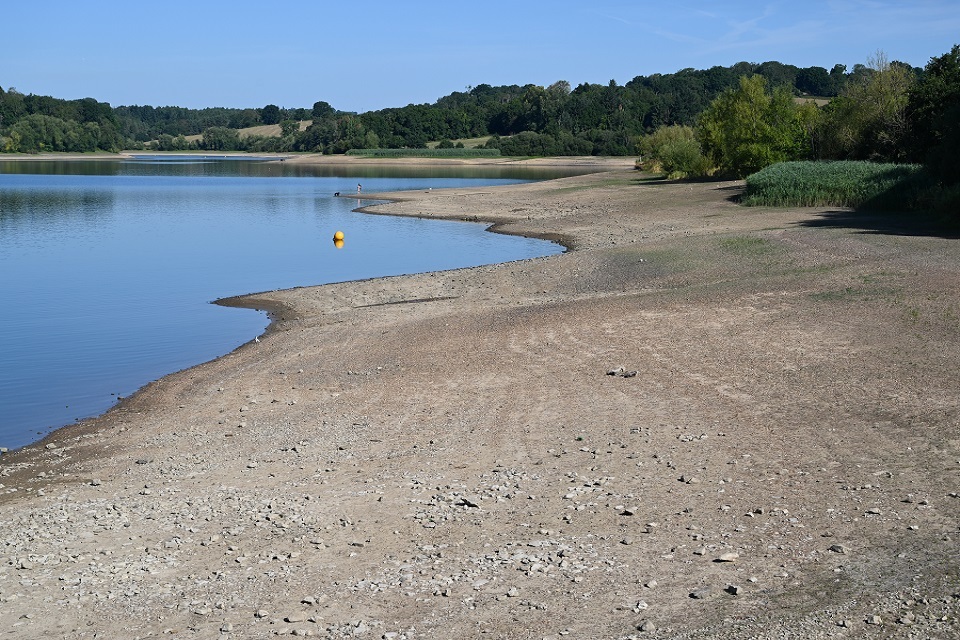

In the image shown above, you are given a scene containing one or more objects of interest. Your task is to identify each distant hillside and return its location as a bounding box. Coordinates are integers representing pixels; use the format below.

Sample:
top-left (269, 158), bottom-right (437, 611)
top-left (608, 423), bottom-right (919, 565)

top-left (184, 120), bottom-right (312, 143)
top-left (237, 120), bottom-right (311, 138)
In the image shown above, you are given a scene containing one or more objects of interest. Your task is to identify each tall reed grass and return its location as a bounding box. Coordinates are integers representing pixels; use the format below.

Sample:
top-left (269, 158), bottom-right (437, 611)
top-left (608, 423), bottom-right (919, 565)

top-left (742, 161), bottom-right (929, 210)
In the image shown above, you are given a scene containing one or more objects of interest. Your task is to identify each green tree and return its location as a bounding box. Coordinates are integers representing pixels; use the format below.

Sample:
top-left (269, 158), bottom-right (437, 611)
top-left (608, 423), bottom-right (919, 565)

top-left (311, 100), bottom-right (335, 120)
top-left (279, 119), bottom-right (300, 137)
top-left (201, 126), bottom-right (240, 151)
top-left (260, 104), bottom-right (281, 125)
top-left (906, 44), bottom-right (960, 184)
top-left (639, 125), bottom-right (711, 178)
top-left (696, 75), bottom-right (815, 177)
top-left (817, 51), bottom-right (914, 161)
top-left (796, 66), bottom-right (833, 96)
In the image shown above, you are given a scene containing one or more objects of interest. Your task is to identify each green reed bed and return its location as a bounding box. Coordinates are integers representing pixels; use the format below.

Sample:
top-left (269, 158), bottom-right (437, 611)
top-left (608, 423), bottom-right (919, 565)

top-left (742, 161), bottom-right (927, 210)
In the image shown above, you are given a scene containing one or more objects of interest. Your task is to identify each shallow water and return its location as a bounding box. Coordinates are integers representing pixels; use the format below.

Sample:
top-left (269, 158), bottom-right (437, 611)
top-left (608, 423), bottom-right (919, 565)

top-left (0, 159), bottom-right (571, 449)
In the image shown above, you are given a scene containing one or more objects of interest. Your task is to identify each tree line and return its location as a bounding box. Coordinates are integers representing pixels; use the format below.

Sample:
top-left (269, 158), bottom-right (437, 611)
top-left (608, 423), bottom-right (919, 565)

top-left (644, 47), bottom-right (958, 187)
top-left (0, 58), bottom-right (904, 155)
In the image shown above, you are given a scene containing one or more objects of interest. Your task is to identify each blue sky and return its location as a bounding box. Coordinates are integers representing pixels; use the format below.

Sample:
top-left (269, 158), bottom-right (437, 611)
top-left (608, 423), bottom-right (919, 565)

top-left (3, 0), bottom-right (958, 112)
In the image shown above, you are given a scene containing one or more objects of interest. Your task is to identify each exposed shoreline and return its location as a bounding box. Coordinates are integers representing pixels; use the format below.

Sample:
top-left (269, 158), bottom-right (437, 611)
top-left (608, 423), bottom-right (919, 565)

top-left (2, 150), bottom-right (636, 170)
top-left (1, 165), bottom-right (958, 639)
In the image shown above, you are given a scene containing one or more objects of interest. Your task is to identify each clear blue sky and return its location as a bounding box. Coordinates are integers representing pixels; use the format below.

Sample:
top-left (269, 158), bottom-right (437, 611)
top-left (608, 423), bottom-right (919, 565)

top-left (3, 0), bottom-right (958, 112)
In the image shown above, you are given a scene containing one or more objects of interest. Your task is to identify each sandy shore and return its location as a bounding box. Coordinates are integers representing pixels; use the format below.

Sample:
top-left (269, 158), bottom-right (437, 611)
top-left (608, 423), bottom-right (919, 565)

top-left (0, 151), bottom-right (634, 169)
top-left (1, 166), bottom-right (958, 639)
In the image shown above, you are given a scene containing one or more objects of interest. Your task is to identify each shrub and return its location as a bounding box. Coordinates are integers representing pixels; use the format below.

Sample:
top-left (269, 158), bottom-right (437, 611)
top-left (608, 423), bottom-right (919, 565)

top-left (639, 125), bottom-right (712, 178)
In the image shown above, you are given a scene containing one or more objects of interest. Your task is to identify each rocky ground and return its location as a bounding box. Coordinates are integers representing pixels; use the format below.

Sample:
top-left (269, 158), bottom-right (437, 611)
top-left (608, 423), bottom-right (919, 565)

top-left (1, 167), bottom-right (958, 639)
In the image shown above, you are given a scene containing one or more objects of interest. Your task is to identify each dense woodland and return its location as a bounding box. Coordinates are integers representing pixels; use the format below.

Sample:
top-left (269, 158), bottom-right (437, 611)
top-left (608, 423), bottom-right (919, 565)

top-left (0, 59), bottom-right (904, 155)
top-left (1, 48), bottom-right (958, 205)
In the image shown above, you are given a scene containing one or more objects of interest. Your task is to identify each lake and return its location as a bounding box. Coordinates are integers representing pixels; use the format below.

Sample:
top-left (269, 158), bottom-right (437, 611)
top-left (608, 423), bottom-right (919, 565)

top-left (0, 157), bottom-right (577, 450)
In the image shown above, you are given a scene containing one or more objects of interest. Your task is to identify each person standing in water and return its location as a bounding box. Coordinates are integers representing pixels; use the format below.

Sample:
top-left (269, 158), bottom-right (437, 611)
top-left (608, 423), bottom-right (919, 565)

top-left (357, 183), bottom-right (362, 194)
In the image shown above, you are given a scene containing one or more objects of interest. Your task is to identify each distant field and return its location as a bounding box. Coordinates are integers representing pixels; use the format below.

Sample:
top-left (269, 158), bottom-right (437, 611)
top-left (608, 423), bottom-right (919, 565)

top-left (184, 120), bottom-right (312, 142)
top-left (238, 121), bottom-right (312, 137)
top-left (181, 127), bottom-right (490, 147)
top-left (794, 96), bottom-right (831, 106)
top-left (426, 136), bottom-right (492, 149)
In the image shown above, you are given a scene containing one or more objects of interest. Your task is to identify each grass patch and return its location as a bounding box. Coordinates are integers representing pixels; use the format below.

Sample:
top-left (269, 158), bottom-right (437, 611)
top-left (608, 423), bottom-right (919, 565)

top-left (810, 286), bottom-right (900, 302)
top-left (742, 160), bottom-right (930, 210)
top-left (345, 148), bottom-right (501, 158)
top-left (717, 236), bottom-right (780, 256)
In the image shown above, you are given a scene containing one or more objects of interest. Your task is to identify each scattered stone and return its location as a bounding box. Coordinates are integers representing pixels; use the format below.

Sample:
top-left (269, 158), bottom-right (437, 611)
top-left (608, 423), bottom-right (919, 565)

top-left (689, 588), bottom-right (712, 599)
top-left (715, 552), bottom-right (739, 563)
top-left (898, 612), bottom-right (916, 625)
top-left (829, 544), bottom-right (851, 554)
top-left (637, 620), bottom-right (656, 632)
top-left (621, 536), bottom-right (635, 545)
top-left (726, 584), bottom-right (742, 596)
top-left (866, 615), bottom-right (883, 625)
top-left (507, 587), bottom-right (519, 598)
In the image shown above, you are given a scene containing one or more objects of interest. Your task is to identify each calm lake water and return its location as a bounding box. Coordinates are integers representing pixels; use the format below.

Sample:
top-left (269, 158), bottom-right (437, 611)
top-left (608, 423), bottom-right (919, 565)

top-left (0, 157), bottom-right (577, 450)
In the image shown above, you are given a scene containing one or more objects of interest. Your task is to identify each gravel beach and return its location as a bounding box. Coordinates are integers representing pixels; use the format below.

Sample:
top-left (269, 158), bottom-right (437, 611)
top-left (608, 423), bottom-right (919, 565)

top-left (1, 161), bottom-right (958, 639)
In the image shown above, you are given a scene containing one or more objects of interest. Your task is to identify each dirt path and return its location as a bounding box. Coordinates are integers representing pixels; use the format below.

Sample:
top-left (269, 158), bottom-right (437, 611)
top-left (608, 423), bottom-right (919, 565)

top-left (1, 169), bottom-right (958, 639)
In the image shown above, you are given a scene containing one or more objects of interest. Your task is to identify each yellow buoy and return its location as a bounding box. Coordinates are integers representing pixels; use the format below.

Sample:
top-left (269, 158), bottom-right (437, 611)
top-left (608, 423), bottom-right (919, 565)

top-left (333, 230), bottom-right (344, 241)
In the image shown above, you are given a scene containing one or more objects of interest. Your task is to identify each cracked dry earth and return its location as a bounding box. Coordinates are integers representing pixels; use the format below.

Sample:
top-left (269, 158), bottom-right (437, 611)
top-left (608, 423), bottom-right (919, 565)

top-left (1, 168), bottom-right (958, 639)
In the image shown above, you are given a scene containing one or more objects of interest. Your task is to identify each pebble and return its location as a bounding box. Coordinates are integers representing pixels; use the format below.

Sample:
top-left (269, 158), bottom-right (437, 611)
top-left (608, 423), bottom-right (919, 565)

top-left (716, 552), bottom-right (739, 563)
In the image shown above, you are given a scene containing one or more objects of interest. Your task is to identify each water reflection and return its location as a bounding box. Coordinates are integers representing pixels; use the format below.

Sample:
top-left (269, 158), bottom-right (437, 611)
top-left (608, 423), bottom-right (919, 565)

top-left (0, 186), bottom-right (115, 231)
top-left (0, 161), bottom-right (566, 450)
top-left (1, 158), bottom-right (599, 181)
